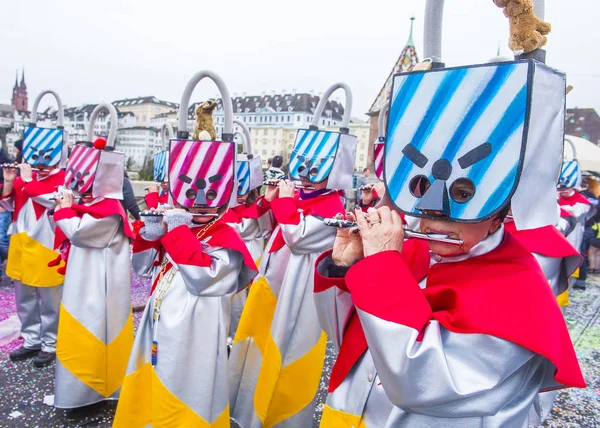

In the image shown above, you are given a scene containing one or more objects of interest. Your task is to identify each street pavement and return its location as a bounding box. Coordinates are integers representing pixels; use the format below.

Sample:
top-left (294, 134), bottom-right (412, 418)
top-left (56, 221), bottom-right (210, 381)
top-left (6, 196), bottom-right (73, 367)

top-left (0, 273), bottom-right (599, 427)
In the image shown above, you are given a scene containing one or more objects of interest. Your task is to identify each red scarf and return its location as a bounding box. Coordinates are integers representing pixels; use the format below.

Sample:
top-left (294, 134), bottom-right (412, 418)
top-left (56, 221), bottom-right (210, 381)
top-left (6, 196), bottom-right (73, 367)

top-left (503, 222), bottom-right (581, 260)
top-left (149, 219), bottom-right (257, 294)
top-left (9, 171), bottom-right (66, 222)
top-left (268, 192), bottom-right (344, 253)
top-left (323, 234), bottom-right (585, 393)
top-left (559, 192), bottom-right (592, 207)
top-left (222, 203), bottom-right (260, 223)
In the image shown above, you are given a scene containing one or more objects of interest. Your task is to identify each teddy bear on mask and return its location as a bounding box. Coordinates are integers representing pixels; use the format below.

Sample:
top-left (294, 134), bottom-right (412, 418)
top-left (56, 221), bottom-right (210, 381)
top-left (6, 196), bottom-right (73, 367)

top-left (192, 100), bottom-right (217, 141)
top-left (494, 0), bottom-right (551, 55)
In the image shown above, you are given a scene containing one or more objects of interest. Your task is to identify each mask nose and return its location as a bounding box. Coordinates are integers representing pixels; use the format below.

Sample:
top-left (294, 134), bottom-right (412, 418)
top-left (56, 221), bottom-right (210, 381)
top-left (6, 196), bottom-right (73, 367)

top-left (415, 179), bottom-right (450, 215)
top-left (194, 189), bottom-right (207, 205)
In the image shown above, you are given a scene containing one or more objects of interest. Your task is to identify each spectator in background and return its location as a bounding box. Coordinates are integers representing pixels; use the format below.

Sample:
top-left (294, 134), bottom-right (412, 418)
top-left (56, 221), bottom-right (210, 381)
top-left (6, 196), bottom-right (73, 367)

top-left (13, 139), bottom-right (23, 164)
top-left (355, 167), bottom-right (371, 191)
top-left (122, 172), bottom-right (141, 221)
top-left (263, 155), bottom-right (286, 181)
top-left (0, 143), bottom-right (13, 277)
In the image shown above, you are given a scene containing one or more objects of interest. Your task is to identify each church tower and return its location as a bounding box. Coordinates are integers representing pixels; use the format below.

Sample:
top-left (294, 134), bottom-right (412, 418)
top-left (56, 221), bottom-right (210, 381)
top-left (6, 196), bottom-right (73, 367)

top-left (11, 68), bottom-right (28, 111)
top-left (367, 18), bottom-right (420, 167)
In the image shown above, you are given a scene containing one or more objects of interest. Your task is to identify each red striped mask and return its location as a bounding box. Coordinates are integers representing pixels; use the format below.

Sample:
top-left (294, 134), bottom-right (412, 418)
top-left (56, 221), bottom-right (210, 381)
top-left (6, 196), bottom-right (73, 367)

top-left (64, 145), bottom-right (100, 194)
top-left (168, 140), bottom-right (235, 209)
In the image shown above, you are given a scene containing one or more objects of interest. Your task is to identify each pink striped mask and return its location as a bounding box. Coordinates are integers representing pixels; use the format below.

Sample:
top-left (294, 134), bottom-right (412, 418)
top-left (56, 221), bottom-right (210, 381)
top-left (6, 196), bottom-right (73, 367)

top-left (168, 140), bottom-right (235, 209)
top-left (64, 144), bottom-right (100, 194)
top-left (374, 141), bottom-right (384, 180)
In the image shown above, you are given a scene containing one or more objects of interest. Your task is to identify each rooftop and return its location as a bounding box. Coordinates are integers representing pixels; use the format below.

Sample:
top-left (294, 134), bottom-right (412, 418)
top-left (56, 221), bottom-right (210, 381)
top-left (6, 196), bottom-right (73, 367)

top-left (113, 96), bottom-right (178, 109)
top-left (186, 92), bottom-right (345, 121)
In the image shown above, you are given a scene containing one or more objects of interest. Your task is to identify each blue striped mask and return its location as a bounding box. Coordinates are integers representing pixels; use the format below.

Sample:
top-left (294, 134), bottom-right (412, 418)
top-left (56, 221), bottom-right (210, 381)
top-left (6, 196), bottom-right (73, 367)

top-left (237, 160), bottom-right (251, 196)
top-left (289, 130), bottom-right (341, 183)
top-left (558, 161), bottom-right (580, 189)
top-left (153, 150), bottom-right (168, 182)
top-left (23, 126), bottom-right (65, 167)
top-left (384, 61), bottom-right (538, 222)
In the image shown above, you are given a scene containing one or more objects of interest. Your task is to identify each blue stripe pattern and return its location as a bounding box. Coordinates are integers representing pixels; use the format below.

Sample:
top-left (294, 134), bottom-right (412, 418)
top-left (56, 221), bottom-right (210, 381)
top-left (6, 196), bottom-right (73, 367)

top-left (153, 151), bottom-right (168, 182)
top-left (388, 68), bottom-right (469, 199)
top-left (559, 161), bottom-right (579, 188)
top-left (237, 161), bottom-right (250, 195)
top-left (23, 126), bottom-right (64, 167)
top-left (385, 62), bottom-right (530, 221)
top-left (289, 129), bottom-right (340, 183)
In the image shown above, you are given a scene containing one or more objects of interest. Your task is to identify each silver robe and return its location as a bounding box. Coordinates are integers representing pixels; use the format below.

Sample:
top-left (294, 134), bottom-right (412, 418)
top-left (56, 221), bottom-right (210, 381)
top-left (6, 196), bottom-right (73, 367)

top-left (229, 196), bottom-right (339, 428)
top-left (54, 205), bottom-right (132, 408)
top-left (315, 228), bottom-right (562, 428)
top-left (227, 211), bottom-right (271, 341)
top-left (113, 226), bottom-right (246, 427)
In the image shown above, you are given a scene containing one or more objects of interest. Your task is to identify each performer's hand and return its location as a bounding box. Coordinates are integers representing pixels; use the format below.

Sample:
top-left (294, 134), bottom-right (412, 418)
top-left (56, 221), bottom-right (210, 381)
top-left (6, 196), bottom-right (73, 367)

top-left (147, 184), bottom-right (159, 194)
top-left (2, 167), bottom-right (17, 183)
top-left (264, 179), bottom-right (280, 202)
top-left (162, 208), bottom-right (193, 231)
top-left (332, 212), bottom-right (364, 267)
top-left (373, 181), bottom-right (386, 198)
top-left (356, 206), bottom-right (404, 257)
top-left (278, 180), bottom-right (295, 198)
top-left (19, 163), bottom-right (33, 182)
top-left (58, 191), bottom-right (74, 209)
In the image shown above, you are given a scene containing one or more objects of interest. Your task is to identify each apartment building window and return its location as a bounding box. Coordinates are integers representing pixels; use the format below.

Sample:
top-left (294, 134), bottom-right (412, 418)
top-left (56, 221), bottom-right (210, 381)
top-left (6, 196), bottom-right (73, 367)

top-left (297, 115), bottom-right (301, 122)
top-left (359, 155), bottom-right (365, 162)
top-left (271, 150), bottom-right (275, 156)
top-left (287, 116), bottom-right (291, 122)
top-left (262, 150), bottom-right (267, 155)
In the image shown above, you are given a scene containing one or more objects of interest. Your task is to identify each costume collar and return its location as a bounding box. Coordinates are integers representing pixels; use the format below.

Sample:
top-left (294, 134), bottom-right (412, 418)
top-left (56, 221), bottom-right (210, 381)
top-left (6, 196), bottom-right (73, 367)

top-left (430, 226), bottom-right (504, 265)
top-left (35, 168), bottom-right (61, 181)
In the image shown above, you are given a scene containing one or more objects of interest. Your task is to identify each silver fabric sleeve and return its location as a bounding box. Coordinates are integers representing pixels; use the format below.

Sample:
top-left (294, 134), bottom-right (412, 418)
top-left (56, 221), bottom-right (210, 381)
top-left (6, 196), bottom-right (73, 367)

top-left (175, 247), bottom-right (243, 297)
top-left (57, 214), bottom-right (121, 249)
top-left (131, 248), bottom-right (159, 277)
top-left (31, 194), bottom-right (57, 210)
top-left (279, 214), bottom-right (337, 255)
top-left (229, 218), bottom-right (260, 240)
top-left (313, 258), bottom-right (354, 351)
top-left (357, 309), bottom-right (548, 417)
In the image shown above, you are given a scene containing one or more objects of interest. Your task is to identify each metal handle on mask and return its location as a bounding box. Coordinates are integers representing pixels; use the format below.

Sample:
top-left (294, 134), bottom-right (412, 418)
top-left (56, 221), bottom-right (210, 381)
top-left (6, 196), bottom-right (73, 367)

top-left (424, 0), bottom-right (445, 67)
top-left (563, 137), bottom-right (578, 162)
top-left (161, 123), bottom-right (175, 150)
top-left (87, 103), bottom-right (118, 147)
top-left (309, 83), bottom-right (353, 133)
top-left (30, 90), bottom-right (65, 129)
top-left (323, 217), bottom-right (464, 245)
top-left (233, 119), bottom-right (252, 154)
top-left (177, 70), bottom-right (234, 142)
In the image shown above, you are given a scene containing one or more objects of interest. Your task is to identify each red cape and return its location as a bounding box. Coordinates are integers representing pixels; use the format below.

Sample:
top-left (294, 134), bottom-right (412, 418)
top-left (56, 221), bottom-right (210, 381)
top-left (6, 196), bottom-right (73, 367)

top-left (53, 198), bottom-right (134, 249)
top-left (504, 222), bottom-right (581, 260)
top-left (150, 219), bottom-right (257, 294)
top-left (320, 234), bottom-right (585, 393)
top-left (268, 192), bottom-right (344, 253)
top-left (222, 203), bottom-right (261, 223)
top-left (559, 192), bottom-right (592, 207)
top-left (7, 170), bottom-right (66, 222)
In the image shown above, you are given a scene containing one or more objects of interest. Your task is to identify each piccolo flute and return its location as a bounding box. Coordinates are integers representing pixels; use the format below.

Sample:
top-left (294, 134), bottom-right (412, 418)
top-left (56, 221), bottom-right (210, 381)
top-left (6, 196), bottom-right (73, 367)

top-left (264, 180), bottom-right (315, 190)
top-left (140, 210), bottom-right (220, 217)
top-left (323, 218), bottom-right (464, 245)
top-left (0, 163), bottom-right (44, 171)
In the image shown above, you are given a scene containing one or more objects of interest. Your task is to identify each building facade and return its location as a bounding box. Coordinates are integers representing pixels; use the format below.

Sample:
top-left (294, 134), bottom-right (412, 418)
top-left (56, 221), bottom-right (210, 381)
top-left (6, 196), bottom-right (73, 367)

top-left (113, 96), bottom-right (178, 127)
top-left (115, 127), bottom-right (161, 171)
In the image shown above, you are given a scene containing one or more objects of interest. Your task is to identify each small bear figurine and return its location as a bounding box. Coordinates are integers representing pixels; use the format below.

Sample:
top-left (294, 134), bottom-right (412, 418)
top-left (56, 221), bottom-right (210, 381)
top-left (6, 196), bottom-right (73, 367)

top-left (494, 0), bottom-right (551, 55)
top-left (192, 100), bottom-right (218, 141)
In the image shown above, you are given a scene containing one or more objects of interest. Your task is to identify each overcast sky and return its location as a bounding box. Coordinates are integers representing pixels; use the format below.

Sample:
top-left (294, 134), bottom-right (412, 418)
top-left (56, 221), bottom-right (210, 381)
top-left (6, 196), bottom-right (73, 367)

top-left (2, 0), bottom-right (599, 120)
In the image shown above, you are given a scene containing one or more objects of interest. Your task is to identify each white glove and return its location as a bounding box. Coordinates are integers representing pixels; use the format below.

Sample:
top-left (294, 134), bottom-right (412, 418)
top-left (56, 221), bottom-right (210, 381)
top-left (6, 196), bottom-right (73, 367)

top-left (163, 209), bottom-right (193, 232)
top-left (140, 215), bottom-right (167, 241)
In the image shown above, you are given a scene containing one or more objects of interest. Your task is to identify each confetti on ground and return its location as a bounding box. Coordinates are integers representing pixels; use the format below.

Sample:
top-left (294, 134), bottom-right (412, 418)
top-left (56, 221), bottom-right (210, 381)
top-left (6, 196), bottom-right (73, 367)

top-left (0, 271), bottom-right (599, 426)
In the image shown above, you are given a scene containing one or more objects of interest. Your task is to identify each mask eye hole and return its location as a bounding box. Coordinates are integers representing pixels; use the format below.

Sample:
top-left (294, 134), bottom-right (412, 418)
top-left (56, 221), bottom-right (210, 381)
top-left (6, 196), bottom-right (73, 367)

top-left (409, 175), bottom-right (431, 198)
top-left (32, 154), bottom-right (39, 160)
top-left (309, 167), bottom-right (318, 176)
top-left (449, 178), bottom-right (475, 204)
top-left (44, 155), bottom-right (51, 162)
top-left (297, 165), bottom-right (306, 173)
top-left (206, 189), bottom-right (217, 201)
top-left (186, 189), bottom-right (197, 200)
top-left (78, 180), bottom-right (85, 188)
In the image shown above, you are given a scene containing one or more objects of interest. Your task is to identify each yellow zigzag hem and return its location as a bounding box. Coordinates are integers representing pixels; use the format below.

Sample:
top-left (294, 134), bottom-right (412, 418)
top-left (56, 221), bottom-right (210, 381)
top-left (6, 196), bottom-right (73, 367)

top-left (113, 362), bottom-right (230, 428)
top-left (6, 232), bottom-right (64, 287)
top-left (56, 304), bottom-right (133, 397)
top-left (319, 405), bottom-right (367, 428)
